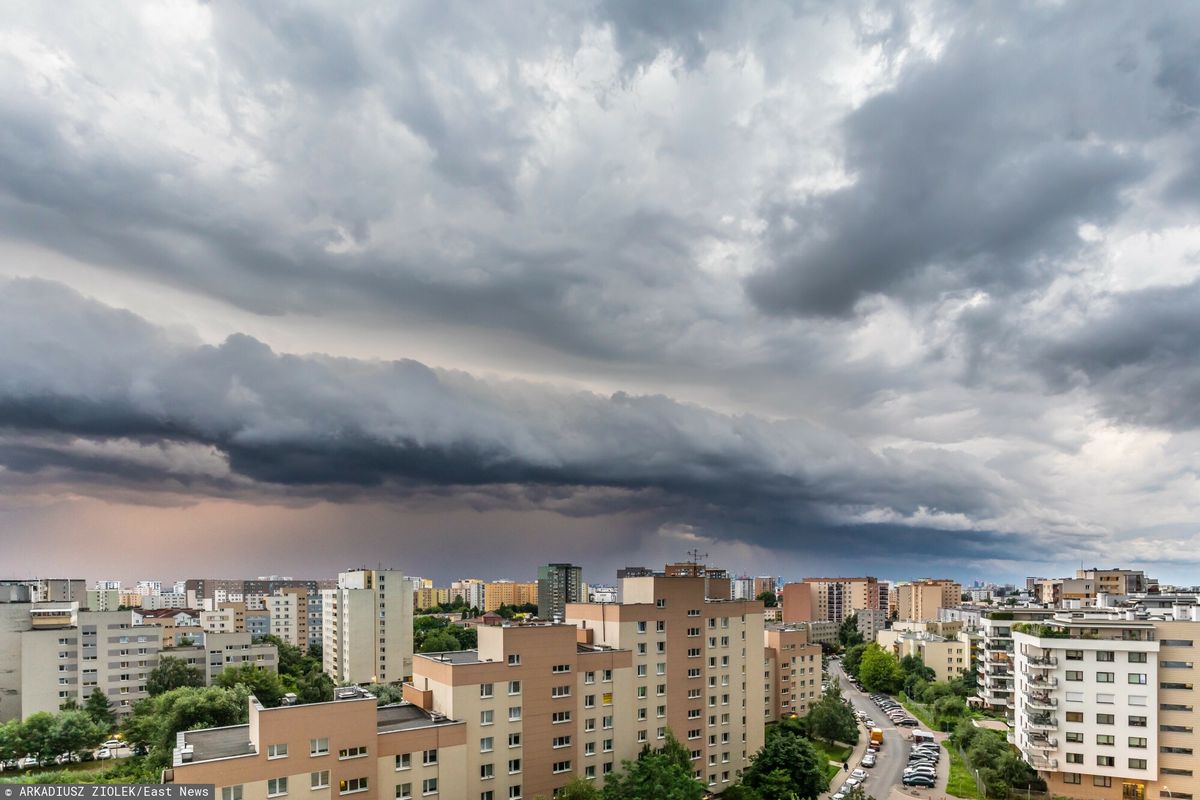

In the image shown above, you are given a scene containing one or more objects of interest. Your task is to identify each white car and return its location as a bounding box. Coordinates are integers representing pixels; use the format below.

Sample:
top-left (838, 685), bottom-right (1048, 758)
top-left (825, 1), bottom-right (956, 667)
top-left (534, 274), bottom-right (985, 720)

top-left (843, 778), bottom-right (862, 789)
top-left (103, 739), bottom-right (124, 749)
top-left (95, 748), bottom-right (112, 760)
top-left (851, 768), bottom-right (867, 780)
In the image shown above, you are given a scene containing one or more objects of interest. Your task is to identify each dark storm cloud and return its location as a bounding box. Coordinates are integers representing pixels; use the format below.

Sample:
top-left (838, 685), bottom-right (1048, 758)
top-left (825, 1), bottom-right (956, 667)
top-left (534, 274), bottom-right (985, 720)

top-left (0, 279), bottom-right (1047, 560)
top-left (1038, 279), bottom-right (1200, 431)
top-left (747, 3), bottom-right (1166, 317)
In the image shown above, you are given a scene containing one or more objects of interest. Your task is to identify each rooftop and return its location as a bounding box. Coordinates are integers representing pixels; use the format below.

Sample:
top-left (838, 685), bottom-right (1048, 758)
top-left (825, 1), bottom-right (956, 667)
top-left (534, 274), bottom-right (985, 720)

top-left (177, 725), bottom-right (254, 765)
top-left (377, 703), bottom-right (460, 733)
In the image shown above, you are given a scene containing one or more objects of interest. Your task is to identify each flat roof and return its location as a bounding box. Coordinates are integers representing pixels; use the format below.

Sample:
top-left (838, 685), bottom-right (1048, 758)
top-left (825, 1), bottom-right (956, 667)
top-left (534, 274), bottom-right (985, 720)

top-left (418, 650), bottom-right (485, 665)
top-left (377, 703), bottom-right (460, 733)
top-left (179, 725), bottom-right (254, 764)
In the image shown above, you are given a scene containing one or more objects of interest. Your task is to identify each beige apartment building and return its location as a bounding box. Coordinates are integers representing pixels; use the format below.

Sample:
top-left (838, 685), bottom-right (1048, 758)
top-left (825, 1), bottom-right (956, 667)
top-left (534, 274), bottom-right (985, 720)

top-left (169, 689), bottom-right (468, 800)
top-left (168, 632), bottom-right (279, 684)
top-left (323, 569), bottom-right (414, 684)
top-left (781, 577), bottom-right (881, 623)
top-left (20, 609), bottom-right (162, 718)
top-left (413, 587), bottom-right (451, 611)
top-left (875, 629), bottom-right (970, 682)
top-left (566, 575), bottom-right (767, 791)
top-left (1011, 606), bottom-right (1200, 800)
top-left (483, 581), bottom-right (538, 612)
top-left (894, 579), bottom-right (962, 622)
top-left (135, 609), bottom-right (203, 647)
top-left (203, 602), bottom-right (248, 634)
top-left (267, 588), bottom-right (308, 648)
top-left (763, 626), bottom-right (822, 721)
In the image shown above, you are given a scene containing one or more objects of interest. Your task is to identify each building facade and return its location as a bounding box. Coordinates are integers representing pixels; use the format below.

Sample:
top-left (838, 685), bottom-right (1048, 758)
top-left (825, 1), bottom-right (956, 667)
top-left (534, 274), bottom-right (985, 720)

top-left (537, 564), bottom-right (583, 622)
top-left (323, 569), bottom-right (414, 684)
top-left (895, 579), bottom-right (962, 622)
top-left (781, 577), bottom-right (881, 623)
top-left (763, 626), bottom-right (822, 721)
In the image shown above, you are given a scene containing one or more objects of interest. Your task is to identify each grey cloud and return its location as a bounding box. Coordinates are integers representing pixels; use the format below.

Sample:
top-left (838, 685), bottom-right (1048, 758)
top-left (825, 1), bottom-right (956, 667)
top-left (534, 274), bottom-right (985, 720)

top-left (0, 278), bottom-right (1045, 560)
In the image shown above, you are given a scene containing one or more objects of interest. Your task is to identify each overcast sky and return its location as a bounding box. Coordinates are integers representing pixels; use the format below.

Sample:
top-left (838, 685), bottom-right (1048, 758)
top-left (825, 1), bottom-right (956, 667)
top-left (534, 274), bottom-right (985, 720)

top-left (2, 1), bottom-right (1199, 586)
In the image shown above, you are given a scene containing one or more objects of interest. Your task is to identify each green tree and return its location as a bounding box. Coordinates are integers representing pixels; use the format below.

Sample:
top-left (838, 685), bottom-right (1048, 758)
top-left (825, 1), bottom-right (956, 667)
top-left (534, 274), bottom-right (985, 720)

top-left (742, 732), bottom-right (824, 800)
top-left (50, 710), bottom-right (106, 759)
top-left (84, 688), bottom-right (116, 730)
top-left (553, 777), bottom-right (602, 800)
top-left (857, 644), bottom-right (903, 693)
top-left (842, 643), bottom-right (868, 679)
top-left (601, 751), bottom-right (705, 800)
top-left (147, 656), bottom-right (206, 696)
top-left (657, 730), bottom-right (692, 771)
top-left (123, 685), bottom-right (249, 765)
top-left (18, 712), bottom-right (57, 764)
top-left (369, 684), bottom-right (406, 705)
top-left (718, 785), bottom-right (762, 800)
top-left (0, 719), bottom-right (23, 764)
top-left (257, 635), bottom-right (306, 676)
top-left (215, 664), bottom-right (286, 707)
top-left (838, 614), bottom-right (864, 648)
top-left (804, 684), bottom-right (858, 746)
top-left (418, 631), bottom-right (464, 653)
top-left (754, 769), bottom-right (798, 800)
top-left (291, 668), bottom-right (334, 704)
top-left (899, 654), bottom-right (934, 682)
top-left (756, 591), bottom-right (778, 608)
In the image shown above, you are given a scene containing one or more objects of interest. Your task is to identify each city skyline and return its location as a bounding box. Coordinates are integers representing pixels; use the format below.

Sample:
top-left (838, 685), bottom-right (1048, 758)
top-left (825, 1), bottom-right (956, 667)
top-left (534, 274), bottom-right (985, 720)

top-left (3, 2), bottom-right (1200, 584)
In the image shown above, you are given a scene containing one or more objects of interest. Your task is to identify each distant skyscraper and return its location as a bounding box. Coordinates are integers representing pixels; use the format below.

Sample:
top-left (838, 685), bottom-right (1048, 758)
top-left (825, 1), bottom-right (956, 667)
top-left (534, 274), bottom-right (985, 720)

top-left (537, 563), bottom-right (583, 620)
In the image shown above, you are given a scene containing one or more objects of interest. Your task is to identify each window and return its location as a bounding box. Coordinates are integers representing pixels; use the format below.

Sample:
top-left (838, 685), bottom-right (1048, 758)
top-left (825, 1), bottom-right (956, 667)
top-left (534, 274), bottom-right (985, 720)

top-left (422, 778), bottom-right (438, 796)
top-left (481, 737), bottom-right (494, 753)
top-left (1162, 746), bottom-right (1195, 755)
top-left (1161, 682), bottom-right (1193, 690)
top-left (603, 670), bottom-right (612, 682)
top-left (268, 744), bottom-right (289, 759)
top-left (602, 739), bottom-right (613, 752)
top-left (1096, 735), bottom-right (1115, 745)
top-left (637, 622), bottom-right (647, 633)
top-left (481, 683), bottom-right (494, 698)
top-left (1097, 713), bottom-right (1115, 724)
top-left (584, 742), bottom-right (595, 756)
top-left (1063, 774), bottom-right (1081, 785)
top-left (636, 665), bottom-right (647, 677)
top-left (480, 764), bottom-right (494, 780)
top-left (552, 664), bottom-right (571, 673)
top-left (508, 733), bottom-right (521, 748)
top-left (584, 766), bottom-right (595, 780)
top-left (311, 775), bottom-right (331, 792)
top-left (267, 778), bottom-right (288, 797)
top-left (482, 793), bottom-right (494, 800)
top-left (338, 778), bottom-right (368, 795)
top-left (1129, 716), bottom-right (1148, 727)
top-left (1066, 753), bottom-right (1083, 764)
top-left (396, 754), bottom-right (411, 771)
top-left (1097, 693), bottom-right (1115, 704)
top-left (552, 685), bottom-right (571, 698)
top-left (552, 736), bottom-right (571, 749)
top-left (1129, 759), bottom-right (1147, 770)
top-left (1065, 732), bottom-right (1083, 743)
top-left (481, 710), bottom-right (494, 725)
top-left (1162, 640), bottom-right (1194, 647)
top-left (1097, 756), bottom-right (1115, 767)
top-left (1162, 661), bottom-right (1194, 669)
top-left (310, 738), bottom-right (329, 756)
top-left (423, 749), bottom-right (438, 766)
top-left (1129, 737), bottom-right (1148, 748)
top-left (552, 761), bottom-right (571, 774)
top-left (1097, 651), bottom-right (1115, 662)
top-left (1162, 703), bottom-right (1194, 711)
top-left (1129, 651), bottom-right (1148, 663)
top-left (552, 711), bottom-right (571, 724)
top-left (507, 654), bottom-right (520, 666)
top-left (1093, 776), bottom-right (1112, 787)
top-left (508, 681), bottom-right (521, 695)
top-left (1065, 650), bottom-right (1083, 660)
top-left (1066, 670), bottom-right (1083, 681)
top-left (508, 788), bottom-right (521, 800)
top-left (1097, 672), bottom-right (1114, 683)
top-left (1066, 711), bottom-right (1084, 722)
top-left (585, 671), bottom-right (595, 684)
top-left (222, 787), bottom-right (243, 800)
top-left (339, 746), bottom-right (368, 760)
top-left (1161, 724), bottom-right (1193, 733)
top-left (1129, 673), bottom-right (1148, 684)
top-left (508, 758), bottom-right (521, 774)
top-left (509, 707), bottom-right (522, 721)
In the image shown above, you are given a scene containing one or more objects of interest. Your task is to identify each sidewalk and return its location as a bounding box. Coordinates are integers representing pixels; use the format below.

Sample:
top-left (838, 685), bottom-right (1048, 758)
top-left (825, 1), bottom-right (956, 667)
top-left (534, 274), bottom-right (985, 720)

top-left (819, 719), bottom-right (872, 798)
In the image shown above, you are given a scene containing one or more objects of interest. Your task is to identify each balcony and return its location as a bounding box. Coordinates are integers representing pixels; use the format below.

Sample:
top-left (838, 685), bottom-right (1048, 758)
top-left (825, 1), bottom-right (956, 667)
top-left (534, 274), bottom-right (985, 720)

top-left (1026, 655), bottom-right (1058, 669)
top-left (1028, 754), bottom-right (1058, 770)
top-left (1026, 735), bottom-right (1057, 752)
top-left (1024, 672), bottom-right (1058, 689)
top-left (1025, 693), bottom-right (1057, 711)
top-left (1024, 715), bottom-right (1058, 732)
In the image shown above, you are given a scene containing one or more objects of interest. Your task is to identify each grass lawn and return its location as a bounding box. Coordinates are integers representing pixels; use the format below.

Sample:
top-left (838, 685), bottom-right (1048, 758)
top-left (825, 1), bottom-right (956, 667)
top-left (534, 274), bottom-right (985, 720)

top-left (812, 740), bottom-right (854, 764)
top-left (942, 742), bottom-right (983, 799)
top-left (899, 694), bottom-right (939, 730)
top-left (821, 762), bottom-right (841, 789)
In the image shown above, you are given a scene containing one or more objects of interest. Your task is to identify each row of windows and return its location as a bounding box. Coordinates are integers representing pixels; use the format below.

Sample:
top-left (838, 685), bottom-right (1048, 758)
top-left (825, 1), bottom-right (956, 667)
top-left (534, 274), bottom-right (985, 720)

top-left (1063, 754), bottom-right (1146, 769)
top-left (1063, 671), bottom-right (1147, 683)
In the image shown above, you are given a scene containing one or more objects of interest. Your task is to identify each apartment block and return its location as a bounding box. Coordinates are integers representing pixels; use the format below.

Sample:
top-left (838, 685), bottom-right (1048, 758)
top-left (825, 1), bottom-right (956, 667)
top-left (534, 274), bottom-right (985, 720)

top-left (856, 608), bottom-right (889, 642)
top-left (20, 609), bottom-right (162, 719)
top-left (781, 577), bottom-right (880, 623)
top-left (566, 575), bottom-right (767, 791)
top-left (875, 629), bottom-right (970, 682)
top-left (0, 597), bottom-right (29, 721)
top-left (763, 626), bottom-right (822, 721)
top-left (86, 589), bottom-right (123, 611)
top-left (664, 564), bottom-right (732, 601)
top-left (895, 579), bottom-right (962, 622)
top-left (267, 588), bottom-right (308, 648)
top-left (483, 581), bottom-right (538, 612)
top-left (16, 578), bottom-right (87, 605)
top-left (203, 603), bottom-right (247, 634)
top-left (169, 689), bottom-right (468, 800)
top-left (537, 564), bottom-right (583, 622)
top-left (185, 579), bottom-right (334, 647)
top-left (413, 587), bottom-right (450, 611)
top-left (752, 577), bottom-right (776, 599)
top-left (167, 632), bottom-right (279, 684)
top-left (731, 577), bottom-right (755, 601)
top-left (134, 608), bottom-right (203, 647)
top-left (974, 609), bottom-right (1056, 717)
top-left (1076, 569), bottom-right (1150, 598)
top-left (405, 622), bottom-right (634, 798)
top-left (323, 569), bottom-right (414, 684)
top-left (1010, 608), bottom-right (1200, 800)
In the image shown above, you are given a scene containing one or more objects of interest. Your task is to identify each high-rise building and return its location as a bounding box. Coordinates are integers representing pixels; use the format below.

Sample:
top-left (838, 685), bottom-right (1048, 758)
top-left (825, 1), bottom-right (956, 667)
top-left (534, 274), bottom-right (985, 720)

top-left (895, 579), bottom-right (962, 621)
top-left (1011, 606), bottom-right (1200, 800)
top-left (537, 564), bottom-right (583, 621)
top-left (483, 580), bottom-right (538, 612)
top-left (731, 576), bottom-right (755, 600)
top-left (85, 589), bottom-right (122, 611)
top-left (752, 576), bottom-right (777, 599)
top-left (781, 577), bottom-right (881, 623)
top-left (267, 588), bottom-right (307, 648)
top-left (566, 574), bottom-right (767, 789)
top-left (450, 579), bottom-right (486, 610)
top-left (323, 569), bottom-right (414, 684)
top-left (763, 625), bottom-right (822, 721)
top-left (974, 608), bottom-right (1056, 716)
top-left (616, 566), bottom-right (655, 579)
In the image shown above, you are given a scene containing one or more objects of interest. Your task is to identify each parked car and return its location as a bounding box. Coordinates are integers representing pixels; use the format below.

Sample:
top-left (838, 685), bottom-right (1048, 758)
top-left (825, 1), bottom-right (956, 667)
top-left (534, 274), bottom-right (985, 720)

top-left (103, 739), bottom-right (124, 749)
top-left (904, 775), bottom-right (936, 787)
top-left (861, 754), bottom-right (876, 768)
top-left (95, 748), bottom-right (112, 760)
top-left (850, 768), bottom-right (867, 780)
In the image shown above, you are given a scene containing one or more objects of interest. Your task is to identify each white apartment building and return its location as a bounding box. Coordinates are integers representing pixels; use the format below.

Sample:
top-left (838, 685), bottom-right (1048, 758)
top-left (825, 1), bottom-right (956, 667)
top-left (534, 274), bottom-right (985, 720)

top-left (266, 591), bottom-right (305, 648)
top-left (168, 632), bottom-right (279, 684)
top-left (975, 608), bottom-right (1055, 717)
top-left (135, 580), bottom-right (163, 596)
top-left (141, 592), bottom-right (188, 610)
top-left (323, 569), bottom-right (414, 684)
top-left (1012, 607), bottom-right (1200, 800)
top-left (85, 589), bottom-right (122, 611)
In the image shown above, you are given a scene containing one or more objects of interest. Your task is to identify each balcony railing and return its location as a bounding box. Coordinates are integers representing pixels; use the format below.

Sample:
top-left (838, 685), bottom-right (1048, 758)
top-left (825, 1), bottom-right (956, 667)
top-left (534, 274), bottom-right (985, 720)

top-left (1026, 655), bottom-right (1058, 668)
top-left (1024, 716), bottom-right (1058, 731)
top-left (1025, 693), bottom-right (1057, 710)
top-left (1026, 736), bottom-right (1057, 751)
top-left (1028, 754), bottom-right (1058, 770)
top-left (1024, 672), bottom-right (1058, 688)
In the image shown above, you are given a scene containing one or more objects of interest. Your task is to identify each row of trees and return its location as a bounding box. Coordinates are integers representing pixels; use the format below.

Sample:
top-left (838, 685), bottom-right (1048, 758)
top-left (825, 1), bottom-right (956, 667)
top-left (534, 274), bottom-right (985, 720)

top-left (148, 637), bottom-right (334, 707)
top-left (0, 710), bottom-right (109, 766)
top-left (414, 616), bottom-right (478, 653)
